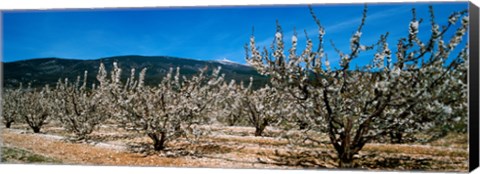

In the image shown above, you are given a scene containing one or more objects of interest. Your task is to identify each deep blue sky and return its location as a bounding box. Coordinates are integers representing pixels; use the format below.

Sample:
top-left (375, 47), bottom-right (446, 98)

top-left (2, 2), bottom-right (469, 67)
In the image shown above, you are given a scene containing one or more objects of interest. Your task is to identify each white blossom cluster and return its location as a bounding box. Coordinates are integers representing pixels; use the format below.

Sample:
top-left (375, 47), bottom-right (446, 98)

top-left (53, 70), bottom-right (110, 140)
top-left (2, 86), bottom-right (23, 128)
top-left (2, 83), bottom-right (55, 133)
top-left (213, 76), bottom-right (301, 137)
top-left (95, 63), bottom-right (226, 150)
top-left (245, 5), bottom-right (468, 167)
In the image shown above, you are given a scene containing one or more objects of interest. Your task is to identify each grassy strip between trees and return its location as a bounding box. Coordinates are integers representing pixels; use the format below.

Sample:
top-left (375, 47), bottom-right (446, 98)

top-left (1, 146), bottom-right (62, 164)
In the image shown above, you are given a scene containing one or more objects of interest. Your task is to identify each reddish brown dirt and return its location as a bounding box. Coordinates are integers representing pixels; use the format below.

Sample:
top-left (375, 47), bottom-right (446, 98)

top-left (0, 130), bottom-right (289, 169)
top-left (0, 125), bottom-right (468, 172)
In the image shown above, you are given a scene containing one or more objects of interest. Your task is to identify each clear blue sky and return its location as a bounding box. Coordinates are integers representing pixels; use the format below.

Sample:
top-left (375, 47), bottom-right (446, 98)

top-left (3, 2), bottom-right (468, 67)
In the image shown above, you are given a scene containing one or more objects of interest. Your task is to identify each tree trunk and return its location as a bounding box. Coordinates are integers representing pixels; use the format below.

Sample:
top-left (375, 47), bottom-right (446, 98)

top-left (148, 132), bottom-right (166, 151)
top-left (254, 120), bottom-right (268, 137)
top-left (228, 114), bottom-right (238, 126)
top-left (254, 127), bottom-right (265, 136)
top-left (297, 120), bottom-right (308, 130)
top-left (389, 131), bottom-right (403, 144)
top-left (228, 118), bottom-right (237, 126)
top-left (5, 121), bottom-right (12, 128)
top-left (338, 151), bottom-right (355, 168)
top-left (153, 140), bottom-right (165, 151)
top-left (32, 127), bottom-right (41, 133)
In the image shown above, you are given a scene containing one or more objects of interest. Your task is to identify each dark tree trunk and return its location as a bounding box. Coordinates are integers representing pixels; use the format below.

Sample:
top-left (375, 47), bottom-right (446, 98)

top-left (5, 121), bottom-right (13, 128)
top-left (153, 140), bottom-right (165, 151)
top-left (298, 120), bottom-right (308, 130)
top-left (228, 118), bottom-right (236, 126)
top-left (389, 131), bottom-right (403, 144)
top-left (331, 119), bottom-right (364, 169)
top-left (254, 120), bottom-right (268, 137)
top-left (334, 140), bottom-right (356, 168)
top-left (228, 114), bottom-right (238, 126)
top-left (338, 150), bottom-right (355, 168)
top-left (148, 132), bottom-right (166, 151)
top-left (254, 127), bottom-right (265, 136)
top-left (32, 127), bottom-right (41, 133)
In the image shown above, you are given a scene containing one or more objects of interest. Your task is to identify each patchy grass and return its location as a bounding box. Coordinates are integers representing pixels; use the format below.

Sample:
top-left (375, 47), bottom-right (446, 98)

top-left (1, 146), bottom-right (62, 164)
top-left (363, 144), bottom-right (468, 157)
top-left (429, 133), bottom-right (468, 149)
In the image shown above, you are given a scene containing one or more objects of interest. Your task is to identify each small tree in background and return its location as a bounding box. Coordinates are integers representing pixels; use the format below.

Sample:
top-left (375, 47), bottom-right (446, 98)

top-left (54, 70), bottom-right (110, 140)
top-left (241, 82), bottom-right (286, 137)
top-left (103, 62), bottom-right (224, 151)
top-left (19, 84), bottom-right (55, 133)
top-left (219, 78), bottom-right (293, 136)
top-left (215, 80), bottom-right (246, 126)
top-left (2, 85), bottom-right (23, 128)
top-left (246, 5), bottom-right (468, 167)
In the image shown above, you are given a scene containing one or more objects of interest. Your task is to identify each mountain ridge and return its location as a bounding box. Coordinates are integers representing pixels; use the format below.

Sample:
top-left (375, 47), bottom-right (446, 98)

top-left (2, 55), bottom-right (267, 89)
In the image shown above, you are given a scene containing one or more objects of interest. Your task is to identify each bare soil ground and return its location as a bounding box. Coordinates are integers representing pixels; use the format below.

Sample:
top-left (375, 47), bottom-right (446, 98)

top-left (0, 123), bottom-right (468, 172)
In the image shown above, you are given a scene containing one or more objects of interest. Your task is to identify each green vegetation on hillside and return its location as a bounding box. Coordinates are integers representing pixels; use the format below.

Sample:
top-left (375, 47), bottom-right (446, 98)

top-left (3, 55), bottom-right (269, 89)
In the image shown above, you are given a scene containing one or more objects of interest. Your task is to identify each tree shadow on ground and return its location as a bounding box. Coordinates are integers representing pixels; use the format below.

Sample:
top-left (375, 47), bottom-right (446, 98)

top-left (125, 142), bottom-right (265, 166)
top-left (257, 149), bottom-right (337, 168)
top-left (126, 142), bottom-right (240, 158)
top-left (356, 153), bottom-right (467, 171)
top-left (258, 150), bottom-right (451, 170)
top-left (88, 133), bottom-right (138, 142)
top-left (357, 153), bottom-right (434, 170)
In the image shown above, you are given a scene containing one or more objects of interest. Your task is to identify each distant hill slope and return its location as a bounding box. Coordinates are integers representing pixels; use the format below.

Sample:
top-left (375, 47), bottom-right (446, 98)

top-left (2, 55), bottom-right (268, 89)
